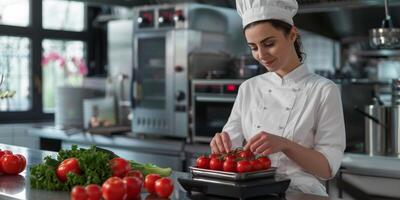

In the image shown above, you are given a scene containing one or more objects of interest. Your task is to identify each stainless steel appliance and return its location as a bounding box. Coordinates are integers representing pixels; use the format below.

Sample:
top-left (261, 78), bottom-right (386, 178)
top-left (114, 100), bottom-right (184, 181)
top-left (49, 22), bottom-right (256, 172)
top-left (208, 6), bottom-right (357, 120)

top-left (191, 79), bottom-right (243, 143)
top-left (131, 3), bottom-right (245, 138)
top-left (364, 104), bottom-right (391, 156)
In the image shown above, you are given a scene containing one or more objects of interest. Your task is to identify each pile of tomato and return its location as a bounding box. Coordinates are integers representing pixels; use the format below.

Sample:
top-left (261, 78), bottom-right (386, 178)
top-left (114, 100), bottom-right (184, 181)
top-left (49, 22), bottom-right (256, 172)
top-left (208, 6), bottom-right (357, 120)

top-left (70, 157), bottom-right (174, 200)
top-left (196, 149), bottom-right (271, 173)
top-left (0, 149), bottom-right (26, 175)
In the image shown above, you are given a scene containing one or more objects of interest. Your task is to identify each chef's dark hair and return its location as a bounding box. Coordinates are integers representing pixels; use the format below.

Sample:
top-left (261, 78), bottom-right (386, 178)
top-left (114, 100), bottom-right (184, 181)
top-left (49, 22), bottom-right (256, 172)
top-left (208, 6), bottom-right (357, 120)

top-left (244, 19), bottom-right (305, 62)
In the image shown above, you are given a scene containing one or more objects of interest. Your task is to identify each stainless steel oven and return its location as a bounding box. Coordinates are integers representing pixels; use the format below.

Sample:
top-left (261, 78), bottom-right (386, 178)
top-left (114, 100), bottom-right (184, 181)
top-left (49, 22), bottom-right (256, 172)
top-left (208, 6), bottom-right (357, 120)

top-left (131, 3), bottom-right (244, 138)
top-left (191, 79), bottom-right (243, 143)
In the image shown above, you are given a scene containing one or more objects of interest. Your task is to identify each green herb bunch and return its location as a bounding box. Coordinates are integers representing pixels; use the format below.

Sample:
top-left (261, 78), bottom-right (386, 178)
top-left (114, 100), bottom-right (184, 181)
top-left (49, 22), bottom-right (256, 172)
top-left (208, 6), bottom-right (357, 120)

top-left (29, 145), bottom-right (172, 191)
top-left (30, 145), bottom-right (115, 191)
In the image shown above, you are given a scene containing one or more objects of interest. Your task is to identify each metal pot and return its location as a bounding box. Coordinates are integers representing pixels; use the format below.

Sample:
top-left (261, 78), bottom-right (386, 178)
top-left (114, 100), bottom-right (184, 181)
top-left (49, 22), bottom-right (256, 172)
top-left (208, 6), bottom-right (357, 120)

top-left (363, 105), bottom-right (391, 156)
top-left (369, 0), bottom-right (400, 49)
top-left (390, 106), bottom-right (400, 157)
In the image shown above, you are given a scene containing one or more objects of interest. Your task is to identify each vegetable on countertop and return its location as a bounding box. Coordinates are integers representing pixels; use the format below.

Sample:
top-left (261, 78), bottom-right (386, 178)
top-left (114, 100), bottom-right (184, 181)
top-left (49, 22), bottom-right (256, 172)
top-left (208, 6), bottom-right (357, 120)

top-left (29, 145), bottom-right (172, 191)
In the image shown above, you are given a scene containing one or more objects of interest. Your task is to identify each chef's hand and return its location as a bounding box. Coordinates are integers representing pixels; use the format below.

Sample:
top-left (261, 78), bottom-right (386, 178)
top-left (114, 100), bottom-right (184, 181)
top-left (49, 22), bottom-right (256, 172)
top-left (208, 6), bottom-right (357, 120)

top-left (244, 131), bottom-right (288, 156)
top-left (210, 132), bottom-right (232, 154)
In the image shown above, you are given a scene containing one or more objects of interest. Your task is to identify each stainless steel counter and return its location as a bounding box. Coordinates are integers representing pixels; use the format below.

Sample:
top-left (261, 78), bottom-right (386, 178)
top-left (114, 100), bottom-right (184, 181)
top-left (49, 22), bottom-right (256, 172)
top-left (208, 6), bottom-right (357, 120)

top-left (342, 153), bottom-right (400, 178)
top-left (28, 127), bottom-right (186, 171)
top-left (338, 153), bottom-right (400, 199)
top-left (28, 126), bottom-right (185, 155)
top-left (0, 143), bottom-right (329, 200)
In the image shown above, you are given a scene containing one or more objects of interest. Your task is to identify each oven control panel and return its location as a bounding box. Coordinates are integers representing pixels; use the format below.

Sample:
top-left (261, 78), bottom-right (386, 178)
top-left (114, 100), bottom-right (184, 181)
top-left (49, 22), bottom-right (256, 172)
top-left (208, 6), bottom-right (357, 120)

top-left (138, 10), bottom-right (154, 28)
top-left (194, 82), bottom-right (241, 95)
top-left (135, 7), bottom-right (186, 30)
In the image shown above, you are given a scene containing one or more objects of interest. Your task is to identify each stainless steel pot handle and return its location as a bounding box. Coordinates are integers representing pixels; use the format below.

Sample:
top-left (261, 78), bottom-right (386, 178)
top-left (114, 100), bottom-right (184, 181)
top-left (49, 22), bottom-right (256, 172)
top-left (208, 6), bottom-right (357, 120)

top-left (354, 106), bottom-right (387, 128)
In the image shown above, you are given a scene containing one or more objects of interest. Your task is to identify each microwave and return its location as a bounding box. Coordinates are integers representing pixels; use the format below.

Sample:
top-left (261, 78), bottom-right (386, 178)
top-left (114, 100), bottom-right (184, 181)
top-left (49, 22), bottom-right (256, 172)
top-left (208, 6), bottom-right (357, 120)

top-left (191, 79), bottom-right (243, 143)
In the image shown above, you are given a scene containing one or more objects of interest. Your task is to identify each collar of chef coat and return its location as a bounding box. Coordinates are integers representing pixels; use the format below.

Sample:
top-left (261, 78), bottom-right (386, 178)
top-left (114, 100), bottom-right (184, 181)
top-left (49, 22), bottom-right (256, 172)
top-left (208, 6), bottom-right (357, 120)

top-left (269, 63), bottom-right (309, 87)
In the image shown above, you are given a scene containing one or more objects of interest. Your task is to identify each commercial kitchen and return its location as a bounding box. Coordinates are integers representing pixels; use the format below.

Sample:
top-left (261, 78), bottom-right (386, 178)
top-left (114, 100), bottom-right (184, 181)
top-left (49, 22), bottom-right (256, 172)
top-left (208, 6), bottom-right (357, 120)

top-left (0, 0), bottom-right (399, 199)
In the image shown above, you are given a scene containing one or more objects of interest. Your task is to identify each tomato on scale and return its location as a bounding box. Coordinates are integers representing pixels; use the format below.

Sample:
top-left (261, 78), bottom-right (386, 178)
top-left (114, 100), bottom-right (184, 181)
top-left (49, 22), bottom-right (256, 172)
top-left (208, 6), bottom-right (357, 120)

top-left (195, 149), bottom-right (271, 173)
top-left (196, 155), bottom-right (210, 169)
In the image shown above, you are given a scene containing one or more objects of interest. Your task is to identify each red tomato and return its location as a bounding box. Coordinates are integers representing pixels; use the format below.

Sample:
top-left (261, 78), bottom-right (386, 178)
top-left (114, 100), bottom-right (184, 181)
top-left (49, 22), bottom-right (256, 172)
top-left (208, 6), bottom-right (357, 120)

top-left (0, 150), bottom-right (12, 173)
top-left (71, 185), bottom-right (88, 200)
top-left (237, 160), bottom-right (252, 173)
top-left (195, 155), bottom-right (210, 169)
top-left (224, 154), bottom-right (236, 162)
top-left (237, 150), bottom-right (254, 160)
top-left (123, 176), bottom-right (143, 200)
top-left (144, 174), bottom-right (161, 194)
top-left (208, 153), bottom-right (221, 159)
top-left (223, 160), bottom-right (237, 172)
top-left (110, 158), bottom-right (131, 178)
top-left (126, 169), bottom-right (144, 182)
top-left (1, 154), bottom-right (21, 175)
top-left (102, 177), bottom-right (127, 200)
top-left (15, 154), bottom-right (26, 173)
top-left (85, 184), bottom-right (102, 200)
top-left (2, 150), bottom-right (12, 155)
top-left (154, 177), bottom-right (174, 198)
top-left (250, 159), bottom-right (263, 171)
top-left (56, 158), bottom-right (81, 182)
top-left (209, 158), bottom-right (223, 171)
top-left (257, 157), bottom-right (271, 170)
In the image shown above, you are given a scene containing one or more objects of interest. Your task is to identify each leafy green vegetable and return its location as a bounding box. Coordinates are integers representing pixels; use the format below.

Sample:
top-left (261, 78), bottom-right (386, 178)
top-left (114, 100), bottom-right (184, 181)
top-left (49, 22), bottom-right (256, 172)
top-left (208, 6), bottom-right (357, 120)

top-left (30, 145), bottom-right (173, 191)
top-left (30, 145), bottom-right (114, 191)
top-left (130, 161), bottom-right (172, 177)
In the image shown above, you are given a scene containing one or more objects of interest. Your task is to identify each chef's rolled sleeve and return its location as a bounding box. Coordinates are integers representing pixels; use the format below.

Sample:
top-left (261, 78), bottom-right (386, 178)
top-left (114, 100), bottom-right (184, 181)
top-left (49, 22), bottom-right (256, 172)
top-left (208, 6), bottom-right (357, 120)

top-left (313, 83), bottom-right (346, 179)
top-left (222, 86), bottom-right (244, 148)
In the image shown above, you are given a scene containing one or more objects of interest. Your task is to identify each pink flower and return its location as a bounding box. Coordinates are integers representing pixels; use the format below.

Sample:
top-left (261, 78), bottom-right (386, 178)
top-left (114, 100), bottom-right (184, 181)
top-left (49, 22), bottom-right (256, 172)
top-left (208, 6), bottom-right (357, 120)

top-left (41, 55), bottom-right (51, 66)
top-left (48, 52), bottom-right (61, 60)
top-left (59, 57), bottom-right (66, 68)
top-left (42, 52), bottom-right (62, 67)
top-left (78, 58), bottom-right (88, 75)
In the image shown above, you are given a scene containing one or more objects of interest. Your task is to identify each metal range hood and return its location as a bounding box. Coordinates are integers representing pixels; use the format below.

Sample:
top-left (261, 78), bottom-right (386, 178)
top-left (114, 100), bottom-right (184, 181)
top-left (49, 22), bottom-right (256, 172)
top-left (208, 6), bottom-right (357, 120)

top-left (82, 0), bottom-right (400, 41)
top-left (294, 0), bottom-right (400, 41)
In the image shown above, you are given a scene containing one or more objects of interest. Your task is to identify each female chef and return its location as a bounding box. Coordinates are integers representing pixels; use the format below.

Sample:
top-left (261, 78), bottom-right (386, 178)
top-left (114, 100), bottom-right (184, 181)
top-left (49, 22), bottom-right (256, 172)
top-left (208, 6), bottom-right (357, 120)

top-left (210, 0), bottom-right (346, 196)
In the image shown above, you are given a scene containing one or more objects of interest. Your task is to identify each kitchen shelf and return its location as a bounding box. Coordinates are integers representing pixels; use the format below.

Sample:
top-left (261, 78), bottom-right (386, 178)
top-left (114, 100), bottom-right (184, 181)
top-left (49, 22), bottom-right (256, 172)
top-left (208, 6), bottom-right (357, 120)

top-left (352, 49), bottom-right (400, 58)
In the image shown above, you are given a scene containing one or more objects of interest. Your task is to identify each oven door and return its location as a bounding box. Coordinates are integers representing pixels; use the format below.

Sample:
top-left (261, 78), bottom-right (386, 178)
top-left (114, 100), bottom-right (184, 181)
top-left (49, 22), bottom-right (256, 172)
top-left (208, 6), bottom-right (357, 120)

top-left (132, 31), bottom-right (174, 135)
top-left (193, 95), bottom-right (235, 143)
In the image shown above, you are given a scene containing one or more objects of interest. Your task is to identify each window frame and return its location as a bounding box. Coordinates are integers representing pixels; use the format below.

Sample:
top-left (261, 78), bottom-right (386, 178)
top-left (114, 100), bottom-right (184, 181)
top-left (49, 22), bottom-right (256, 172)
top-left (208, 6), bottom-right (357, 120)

top-left (0, 0), bottom-right (91, 123)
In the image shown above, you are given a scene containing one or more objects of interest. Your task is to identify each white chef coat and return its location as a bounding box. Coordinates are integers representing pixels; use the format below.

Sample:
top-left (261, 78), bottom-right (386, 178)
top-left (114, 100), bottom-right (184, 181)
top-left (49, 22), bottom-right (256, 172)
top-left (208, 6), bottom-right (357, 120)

top-left (222, 63), bottom-right (346, 196)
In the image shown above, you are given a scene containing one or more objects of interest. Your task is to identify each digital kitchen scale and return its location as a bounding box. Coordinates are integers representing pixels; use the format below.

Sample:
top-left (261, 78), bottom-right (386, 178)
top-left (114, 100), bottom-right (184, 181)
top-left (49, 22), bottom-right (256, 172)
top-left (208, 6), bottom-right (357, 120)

top-left (178, 174), bottom-right (290, 200)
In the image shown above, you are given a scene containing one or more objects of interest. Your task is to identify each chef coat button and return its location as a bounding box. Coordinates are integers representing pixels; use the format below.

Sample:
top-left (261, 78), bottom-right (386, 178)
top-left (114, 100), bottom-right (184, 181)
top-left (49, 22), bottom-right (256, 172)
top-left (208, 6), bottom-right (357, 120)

top-left (278, 126), bottom-right (284, 130)
top-left (286, 107), bottom-right (291, 111)
top-left (268, 89), bottom-right (272, 93)
top-left (256, 125), bottom-right (261, 128)
top-left (263, 107), bottom-right (267, 110)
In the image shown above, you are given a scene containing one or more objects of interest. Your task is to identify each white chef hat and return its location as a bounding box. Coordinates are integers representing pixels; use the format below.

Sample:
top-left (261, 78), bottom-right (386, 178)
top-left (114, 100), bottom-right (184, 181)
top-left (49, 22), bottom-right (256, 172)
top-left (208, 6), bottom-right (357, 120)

top-left (236, 0), bottom-right (298, 28)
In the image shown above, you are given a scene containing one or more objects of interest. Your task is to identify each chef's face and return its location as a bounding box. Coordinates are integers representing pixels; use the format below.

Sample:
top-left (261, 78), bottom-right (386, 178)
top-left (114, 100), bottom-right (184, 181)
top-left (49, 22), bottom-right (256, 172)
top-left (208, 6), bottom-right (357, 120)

top-left (244, 21), bottom-right (297, 75)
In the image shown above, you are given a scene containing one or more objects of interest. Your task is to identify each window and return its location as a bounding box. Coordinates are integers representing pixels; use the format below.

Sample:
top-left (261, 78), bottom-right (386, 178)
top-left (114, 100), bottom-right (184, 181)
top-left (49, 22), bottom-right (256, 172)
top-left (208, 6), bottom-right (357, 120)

top-left (0, 0), bottom-right (30, 27)
top-left (0, 0), bottom-right (93, 122)
top-left (0, 36), bottom-right (31, 111)
top-left (42, 39), bottom-right (86, 112)
top-left (42, 0), bottom-right (85, 31)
